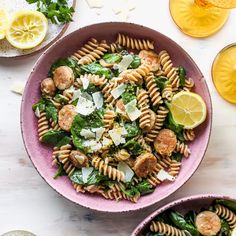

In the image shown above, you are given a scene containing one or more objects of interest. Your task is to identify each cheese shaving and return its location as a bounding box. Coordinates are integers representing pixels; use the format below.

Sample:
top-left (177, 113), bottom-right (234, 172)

top-left (10, 81), bottom-right (26, 95)
top-left (156, 169), bottom-right (175, 182)
top-left (111, 83), bottom-right (126, 99)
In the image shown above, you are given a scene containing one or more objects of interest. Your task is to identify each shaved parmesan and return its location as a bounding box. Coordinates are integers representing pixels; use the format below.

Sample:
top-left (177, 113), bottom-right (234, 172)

top-left (114, 55), bottom-right (133, 73)
top-left (92, 92), bottom-right (104, 109)
top-left (83, 140), bottom-right (102, 152)
top-left (71, 89), bottom-right (82, 101)
top-left (111, 83), bottom-right (127, 99)
top-left (125, 99), bottom-right (142, 121)
top-left (81, 92), bottom-right (93, 101)
top-left (102, 137), bottom-right (113, 147)
top-left (157, 169), bottom-right (175, 182)
top-left (108, 127), bottom-right (127, 146)
top-left (34, 107), bottom-right (41, 118)
top-left (10, 81), bottom-right (25, 95)
top-left (86, 0), bottom-right (103, 8)
top-left (117, 162), bottom-right (134, 182)
top-left (90, 142), bottom-right (102, 152)
top-left (80, 129), bottom-right (95, 139)
top-left (80, 77), bottom-right (90, 90)
top-left (92, 127), bottom-right (105, 141)
top-left (82, 167), bottom-right (94, 183)
top-left (75, 96), bottom-right (95, 116)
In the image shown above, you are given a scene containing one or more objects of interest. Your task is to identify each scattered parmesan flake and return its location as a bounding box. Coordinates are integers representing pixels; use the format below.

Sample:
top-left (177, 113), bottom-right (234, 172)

top-left (117, 162), bottom-right (134, 182)
top-left (157, 169), bottom-right (175, 182)
top-left (35, 107), bottom-right (41, 118)
top-left (81, 92), bottom-right (93, 101)
top-left (80, 77), bottom-right (90, 90)
top-left (86, 0), bottom-right (103, 8)
top-left (113, 7), bottom-right (122, 15)
top-left (120, 126), bottom-right (128, 135)
top-left (80, 129), bottom-right (95, 139)
top-left (102, 137), bottom-right (113, 147)
top-left (125, 99), bottom-right (142, 121)
top-left (92, 92), bottom-right (104, 109)
top-left (90, 142), bottom-right (102, 152)
top-left (83, 140), bottom-right (102, 152)
top-left (92, 127), bottom-right (105, 141)
top-left (114, 54), bottom-right (133, 73)
top-left (111, 83), bottom-right (127, 99)
top-left (82, 167), bottom-right (94, 183)
top-left (108, 127), bottom-right (126, 146)
top-left (10, 81), bottom-right (25, 95)
top-left (75, 96), bottom-right (95, 116)
top-left (71, 89), bottom-right (82, 101)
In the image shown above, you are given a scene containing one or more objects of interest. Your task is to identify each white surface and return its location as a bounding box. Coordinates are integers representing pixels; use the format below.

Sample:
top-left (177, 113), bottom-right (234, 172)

top-left (0, 0), bottom-right (236, 235)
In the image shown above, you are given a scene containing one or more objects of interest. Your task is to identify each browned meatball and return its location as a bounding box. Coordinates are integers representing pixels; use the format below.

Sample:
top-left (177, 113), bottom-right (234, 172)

top-left (133, 153), bottom-right (157, 178)
top-left (53, 66), bottom-right (74, 90)
top-left (154, 129), bottom-right (177, 156)
top-left (69, 150), bottom-right (88, 168)
top-left (195, 211), bottom-right (221, 236)
top-left (58, 105), bottom-right (77, 131)
top-left (40, 78), bottom-right (56, 96)
top-left (139, 50), bottom-right (160, 72)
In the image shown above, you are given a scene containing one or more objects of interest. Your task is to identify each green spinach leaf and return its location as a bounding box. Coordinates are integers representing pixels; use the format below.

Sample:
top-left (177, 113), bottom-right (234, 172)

top-left (218, 219), bottom-right (231, 236)
top-left (41, 130), bottom-right (71, 147)
top-left (123, 139), bottom-right (143, 156)
top-left (179, 66), bottom-right (186, 87)
top-left (121, 84), bottom-right (137, 105)
top-left (172, 152), bottom-right (183, 162)
top-left (53, 162), bottom-right (66, 179)
top-left (155, 76), bottom-right (169, 91)
top-left (129, 55), bottom-right (141, 69)
top-left (103, 53), bottom-right (122, 64)
top-left (124, 122), bottom-right (141, 138)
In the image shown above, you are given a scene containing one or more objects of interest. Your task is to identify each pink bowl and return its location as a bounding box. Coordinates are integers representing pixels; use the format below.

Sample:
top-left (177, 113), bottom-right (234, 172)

top-left (21, 22), bottom-right (212, 212)
top-left (131, 194), bottom-right (236, 235)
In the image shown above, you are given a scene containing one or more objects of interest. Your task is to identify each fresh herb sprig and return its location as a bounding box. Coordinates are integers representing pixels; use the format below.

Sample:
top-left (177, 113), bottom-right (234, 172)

top-left (26, 0), bottom-right (75, 24)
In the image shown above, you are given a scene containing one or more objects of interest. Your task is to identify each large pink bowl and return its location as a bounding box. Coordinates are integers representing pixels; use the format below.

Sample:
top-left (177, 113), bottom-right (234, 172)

top-left (131, 194), bottom-right (236, 235)
top-left (21, 22), bottom-right (212, 212)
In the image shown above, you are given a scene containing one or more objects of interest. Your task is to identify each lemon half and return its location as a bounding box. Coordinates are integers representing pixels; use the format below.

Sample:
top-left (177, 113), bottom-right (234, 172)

top-left (170, 91), bottom-right (207, 129)
top-left (0, 9), bottom-right (8, 39)
top-left (231, 227), bottom-right (236, 236)
top-left (6, 10), bottom-right (48, 49)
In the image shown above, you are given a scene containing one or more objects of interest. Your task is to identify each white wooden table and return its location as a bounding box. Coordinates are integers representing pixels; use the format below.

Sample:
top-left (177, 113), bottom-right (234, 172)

top-left (0, 1), bottom-right (236, 235)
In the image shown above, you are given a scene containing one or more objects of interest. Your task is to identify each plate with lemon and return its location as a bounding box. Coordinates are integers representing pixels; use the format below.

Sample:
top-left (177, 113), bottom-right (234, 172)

top-left (21, 22), bottom-right (212, 212)
top-left (0, 0), bottom-right (75, 58)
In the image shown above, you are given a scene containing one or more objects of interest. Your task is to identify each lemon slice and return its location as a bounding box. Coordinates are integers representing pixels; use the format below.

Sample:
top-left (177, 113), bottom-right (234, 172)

top-left (170, 91), bottom-right (207, 129)
top-left (0, 9), bottom-right (8, 39)
top-left (6, 10), bottom-right (48, 49)
top-left (231, 227), bottom-right (236, 236)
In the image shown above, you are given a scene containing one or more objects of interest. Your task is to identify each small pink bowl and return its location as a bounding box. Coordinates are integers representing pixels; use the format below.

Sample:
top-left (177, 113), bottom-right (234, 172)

top-left (131, 194), bottom-right (236, 235)
top-left (21, 22), bottom-right (212, 212)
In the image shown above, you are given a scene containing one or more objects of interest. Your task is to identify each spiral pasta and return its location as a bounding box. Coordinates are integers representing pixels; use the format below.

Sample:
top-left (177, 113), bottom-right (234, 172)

top-left (150, 221), bottom-right (187, 236)
top-left (38, 112), bottom-right (50, 141)
top-left (101, 80), bottom-right (118, 105)
top-left (116, 33), bottom-right (154, 51)
top-left (183, 129), bottom-right (195, 142)
top-left (71, 38), bottom-right (99, 61)
top-left (183, 77), bottom-right (195, 91)
top-left (159, 50), bottom-right (180, 89)
top-left (175, 141), bottom-right (191, 158)
top-left (162, 83), bottom-right (173, 101)
top-left (137, 136), bottom-right (152, 153)
top-left (144, 73), bottom-right (163, 106)
top-left (145, 106), bottom-right (169, 143)
top-left (78, 41), bottom-right (110, 65)
top-left (103, 109), bottom-right (116, 132)
top-left (168, 159), bottom-right (181, 177)
top-left (114, 149), bottom-right (130, 161)
top-left (215, 204), bottom-right (236, 228)
top-left (80, 74), bottom-right (107, 88)
top-left (110, 42), bottom-right (122, 53)
top-left (137, 88), bottom-right (151, 130)
top-left (91, 156), bottom-right (125, 182)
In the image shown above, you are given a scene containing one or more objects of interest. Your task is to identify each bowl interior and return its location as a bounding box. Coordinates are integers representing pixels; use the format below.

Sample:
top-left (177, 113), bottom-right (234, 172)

top-left (131, 195), bottom-right (235, 235)
top-left (21, 22), bottom-right (212, 212)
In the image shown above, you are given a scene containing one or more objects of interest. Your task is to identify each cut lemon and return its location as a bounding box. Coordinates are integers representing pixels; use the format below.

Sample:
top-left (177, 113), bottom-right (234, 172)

top-left (6, 10), bottom-right (48, 49)
top-left (0, 9), bottom-right (8, 39)
top-left (231, 227), bottom-right (236, 236)
top-left (170, 91), bottom-right (207, 129)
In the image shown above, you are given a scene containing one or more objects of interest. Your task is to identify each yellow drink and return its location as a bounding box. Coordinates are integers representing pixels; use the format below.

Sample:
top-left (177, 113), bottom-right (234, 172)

top-left (212, 44), bottom-right (236, 104)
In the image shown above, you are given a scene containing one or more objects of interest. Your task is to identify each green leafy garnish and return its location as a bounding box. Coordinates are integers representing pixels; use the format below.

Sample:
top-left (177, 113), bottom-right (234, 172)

top-left (26, 0), bottom-right (75, 24)
top-left (123, 139), bottom-right (143, 156)
top-left (124, 122), bottom-right (141, 139)
top-left (171, 152), bottom-right (183, 162)
top-left (41, 130), bottom-right (71, 147)
top-left (121, 84), bottom-right (137, 105)
top-left (129, 55), bottom-right (141, 69)
top-left (218, 219), bottom-right (230, 236)
top-left (155, 76), bottom-right (169, 91)
top-left (49, 57), bottom-right (77, 76)
top-left (53, 162), bottom-right (66, 179)
top-left (32, 98), bottom-right (46, 112)
top-left (82, 83), bottom-right (99, 94)
top-left (54, 94), bottom-right (68, 105)
top-left (178, 66), bottom-right (186, 87)
top-left (81, 62), bottom-right (112, 79)
top-left (103, 53), bottom-right (122, 64)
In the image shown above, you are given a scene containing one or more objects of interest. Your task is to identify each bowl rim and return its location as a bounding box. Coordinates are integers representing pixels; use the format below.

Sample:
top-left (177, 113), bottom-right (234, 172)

top-left (20, 21), bottom-right (213, 213)
top-left (131, 194), bottom-right (236, 235)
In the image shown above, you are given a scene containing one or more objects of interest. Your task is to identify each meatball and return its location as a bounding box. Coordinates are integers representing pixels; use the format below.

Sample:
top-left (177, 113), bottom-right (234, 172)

top-left (139, 50), bottom-right (160, 72)
top-left (133, 153), bottom-right (157, 178)
top-left (58, 105), bottom-right (77, 131)
top-left (195, 211), bottom-right (221, 236)
top-left (53, 66), bottom-right (74, 90)
top-left (40, 78), bottom-right (56, 96)
top-left (69, 150), bottom-right (88, 168)
top-left (154, 129), bottom-right (177, 156)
